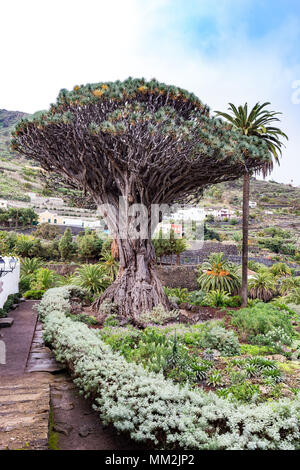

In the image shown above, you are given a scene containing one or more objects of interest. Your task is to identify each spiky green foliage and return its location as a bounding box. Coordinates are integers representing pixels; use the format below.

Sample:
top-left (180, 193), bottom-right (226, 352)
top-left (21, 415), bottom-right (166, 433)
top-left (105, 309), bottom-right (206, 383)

top-left (12, 78), bottom-right (271, 208)
top-left (20, 257), bottom-right (43, 276)
top-left (203, 289), bottom-right (231, 308)
top-left (197, 252), bottom-right (241, 294)
top-left (248, 272), bottom-right (276, 302)
top-left (72, 264), bottom-right (110, 296)
top-left (30, 267), bottom-right (58, 290)
top-left (215, 102), bottom-right (288, 174)
top-left (101, 249), bottom-right (119, 281)
top-left (279, 277), bottom-right (300, 296)
top-left (270, 262), bottom-right (291, 277)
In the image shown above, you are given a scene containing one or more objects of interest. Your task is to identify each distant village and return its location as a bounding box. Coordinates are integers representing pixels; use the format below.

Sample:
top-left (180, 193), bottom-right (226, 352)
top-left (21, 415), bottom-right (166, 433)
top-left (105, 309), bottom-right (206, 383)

top-left (0, 192), bottom-right (264, 238)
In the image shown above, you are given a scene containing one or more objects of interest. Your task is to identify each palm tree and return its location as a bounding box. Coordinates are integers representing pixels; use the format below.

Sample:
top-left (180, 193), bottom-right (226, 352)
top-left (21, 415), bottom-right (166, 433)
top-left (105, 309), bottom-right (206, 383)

top-left (248, 272), bottom-right (276, 302)
top-left (197, 252), bottom-right (241, 294)
top-left (101, 249), bottom-right (119, 281)
top-left (73, 264), bottom-right (110, 296)
top-left (215, 102), bottom-right (288, 306)
top-left (20, 257), bottom-right (43, 277)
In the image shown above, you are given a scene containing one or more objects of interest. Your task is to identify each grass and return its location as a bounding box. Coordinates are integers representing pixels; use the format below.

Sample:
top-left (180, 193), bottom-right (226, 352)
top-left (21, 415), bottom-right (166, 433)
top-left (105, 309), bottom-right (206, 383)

top-left (48, 406), bottom-right (60, 451)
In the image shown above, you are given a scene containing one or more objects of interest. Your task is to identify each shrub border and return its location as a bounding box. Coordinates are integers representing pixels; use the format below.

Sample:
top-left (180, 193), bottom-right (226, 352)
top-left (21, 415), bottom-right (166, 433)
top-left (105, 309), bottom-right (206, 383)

top-left (38, 286), bottom-right (300, 450)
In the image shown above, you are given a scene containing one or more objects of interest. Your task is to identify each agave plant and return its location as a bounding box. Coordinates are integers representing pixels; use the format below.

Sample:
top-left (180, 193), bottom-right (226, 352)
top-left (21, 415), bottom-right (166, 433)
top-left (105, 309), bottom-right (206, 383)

top-left (197, 252), bottom-right (241, 294)
top-left (248, 272), bottom-right (276, 302)
top-left (56, 273), bottom-right (77, 286)
top-left (286, 287), bottom-right (300, 305)
top-left (30, 268), bottom-right (58, 291)
top-left (279, 276), bottom-right (300, 296)
top-left (20, 257), bottom-right (43, 276)
top-left (73, 264), bottom-right (110, 296)
top-left (270, 262), bottom-right (291, 278)
top-left (203, 290), bottom-right (231, 308)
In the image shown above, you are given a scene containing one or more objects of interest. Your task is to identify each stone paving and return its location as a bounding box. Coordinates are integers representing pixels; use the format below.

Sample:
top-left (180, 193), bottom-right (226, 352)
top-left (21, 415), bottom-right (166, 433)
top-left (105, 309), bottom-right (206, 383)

top-left (0, 301), bottom-right (141, 450)
top-left (0, 301), bottom-right (62, 450)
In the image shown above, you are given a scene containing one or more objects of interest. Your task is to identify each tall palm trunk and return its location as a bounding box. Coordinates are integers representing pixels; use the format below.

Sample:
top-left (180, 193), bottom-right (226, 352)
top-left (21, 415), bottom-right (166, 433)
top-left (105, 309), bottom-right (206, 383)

top-left (241, 172), bottom-right (250, 307)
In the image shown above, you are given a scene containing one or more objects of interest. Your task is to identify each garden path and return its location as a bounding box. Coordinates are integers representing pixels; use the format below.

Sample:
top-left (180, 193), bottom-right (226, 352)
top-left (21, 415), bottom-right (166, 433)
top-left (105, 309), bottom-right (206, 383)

top-left (0, 301), bottom-right (141, 450)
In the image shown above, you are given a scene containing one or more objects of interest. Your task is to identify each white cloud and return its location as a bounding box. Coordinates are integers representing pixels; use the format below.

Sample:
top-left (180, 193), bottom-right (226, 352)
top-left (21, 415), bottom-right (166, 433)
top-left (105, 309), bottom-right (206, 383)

top-left (2, 0), bottom-right (300, 184)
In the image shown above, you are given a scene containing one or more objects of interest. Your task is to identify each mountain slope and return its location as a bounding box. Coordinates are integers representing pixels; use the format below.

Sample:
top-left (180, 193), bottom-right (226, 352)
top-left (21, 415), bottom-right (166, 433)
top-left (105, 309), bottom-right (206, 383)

top-left (0, 109), bottom-right (299, 218)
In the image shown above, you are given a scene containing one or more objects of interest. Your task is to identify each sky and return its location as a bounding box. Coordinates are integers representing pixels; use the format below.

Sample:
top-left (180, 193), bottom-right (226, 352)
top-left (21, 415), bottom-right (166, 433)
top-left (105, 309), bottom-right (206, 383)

top-left (2, 0), bottom-right (300, 185)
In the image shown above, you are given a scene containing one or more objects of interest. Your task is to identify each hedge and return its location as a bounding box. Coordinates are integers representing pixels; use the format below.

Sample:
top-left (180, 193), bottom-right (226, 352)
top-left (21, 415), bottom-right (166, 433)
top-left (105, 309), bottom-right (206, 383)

top-left (37, 286), bottom-right (300, 450)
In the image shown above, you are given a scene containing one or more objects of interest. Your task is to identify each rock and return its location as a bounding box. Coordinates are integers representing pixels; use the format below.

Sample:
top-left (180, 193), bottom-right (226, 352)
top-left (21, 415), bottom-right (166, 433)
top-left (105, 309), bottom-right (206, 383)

top-left (120, 317), bottom-right (133, 326)
top-left (202, 349), bottom-right (220, 361)
top-left (53, 383), bottom-right (76, 391)
top-left (56, 402), bottom-right (74, 411)
top-left (179, 303), bottom-right (192, 311)
top-left (178, 312), bottom-right (190, 323)
top-left (78, 425), bottom-right (92, 437)
top-left (190, 305), bottom-right (200, 313)
top-left (268, 354), bottom-right (286, 362)
top-left (0, 318), bottom-right (14, 328)
top-left (53, 422), bottom-right (73, 436)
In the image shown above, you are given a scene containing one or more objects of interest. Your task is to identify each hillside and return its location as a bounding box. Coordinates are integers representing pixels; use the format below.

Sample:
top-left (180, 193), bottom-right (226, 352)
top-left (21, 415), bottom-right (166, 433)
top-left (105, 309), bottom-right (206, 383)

top-left (1, 110), bottom-right (300, 228)
top-left (0, 109), bottom-right (43, 201)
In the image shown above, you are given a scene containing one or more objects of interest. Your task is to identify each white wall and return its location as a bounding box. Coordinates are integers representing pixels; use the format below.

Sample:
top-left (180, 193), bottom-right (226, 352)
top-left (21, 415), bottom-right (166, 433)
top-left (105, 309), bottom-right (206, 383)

top-left (0, 258), bottom-right (20, 309)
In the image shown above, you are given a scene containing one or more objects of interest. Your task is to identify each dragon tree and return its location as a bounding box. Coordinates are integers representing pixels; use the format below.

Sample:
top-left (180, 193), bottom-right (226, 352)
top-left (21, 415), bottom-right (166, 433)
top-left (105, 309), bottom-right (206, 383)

top-left (12, 78), bottom-right (272, 317)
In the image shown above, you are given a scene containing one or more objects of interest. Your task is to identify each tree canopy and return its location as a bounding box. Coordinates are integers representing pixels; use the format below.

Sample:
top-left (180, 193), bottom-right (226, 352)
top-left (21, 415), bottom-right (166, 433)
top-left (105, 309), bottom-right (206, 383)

top-left (11, 78), bottom-right (273, 317)
top-left (12, 78), bottom-right (271, 210)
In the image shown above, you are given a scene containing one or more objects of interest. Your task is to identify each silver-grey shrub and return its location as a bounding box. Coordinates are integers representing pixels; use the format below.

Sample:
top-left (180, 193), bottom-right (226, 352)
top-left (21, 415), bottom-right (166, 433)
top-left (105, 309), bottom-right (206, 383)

top-left (38, 286), bottom-right (300, 450)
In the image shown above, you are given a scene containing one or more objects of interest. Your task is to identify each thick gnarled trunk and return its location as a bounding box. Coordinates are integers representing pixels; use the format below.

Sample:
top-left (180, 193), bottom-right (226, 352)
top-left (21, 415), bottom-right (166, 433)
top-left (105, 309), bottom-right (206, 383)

top-left (93, 238), bottom-right (170, 318)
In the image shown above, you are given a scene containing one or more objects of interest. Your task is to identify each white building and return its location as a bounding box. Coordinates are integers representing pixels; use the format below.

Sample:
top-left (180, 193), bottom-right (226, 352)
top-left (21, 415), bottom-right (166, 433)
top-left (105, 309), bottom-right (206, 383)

top-left (154, 222), bottom-right (183, 238)
top-left (213, 208), bottom-right (236, 219)
top-left (170, 207), bottom-right (205, 222)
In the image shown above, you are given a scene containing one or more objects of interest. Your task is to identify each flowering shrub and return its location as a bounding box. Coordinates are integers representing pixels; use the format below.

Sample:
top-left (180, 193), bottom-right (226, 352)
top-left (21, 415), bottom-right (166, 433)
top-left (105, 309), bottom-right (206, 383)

top-left (38, 286), bottom-right (300, 450)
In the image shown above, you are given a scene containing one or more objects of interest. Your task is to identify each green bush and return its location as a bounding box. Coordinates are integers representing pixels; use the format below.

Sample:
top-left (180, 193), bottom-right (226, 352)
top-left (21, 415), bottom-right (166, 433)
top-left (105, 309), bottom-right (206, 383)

top-left (203, 290), bottom-right (231, 308)
top-left (164, 287), bottom-right (190, 304)
top-left (0, 293), bottom-right (20, 317)
top-left (67, 313), bottom-right (97, 326)
top-left (202, 325), bottom-right (240, 356)
top-left (19, 275), bottom-right (32, 293)
top-left (225, 295), bottom-right (242, 308)
top-left (103, 314), bottom-right (120, 327)
top-left (217, 382), bottom-right (260, 403)
top-left (187, 290), bottom-right (207, 306)
top-left (24, 289), bottom-right (46, 300)
top-left (232, 303), bottom-right (294, 342)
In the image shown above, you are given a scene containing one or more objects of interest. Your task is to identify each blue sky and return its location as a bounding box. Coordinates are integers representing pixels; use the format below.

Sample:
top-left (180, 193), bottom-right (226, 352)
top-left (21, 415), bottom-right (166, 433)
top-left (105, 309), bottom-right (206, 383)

top-left (2, 0), bottom-right (300, 185)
